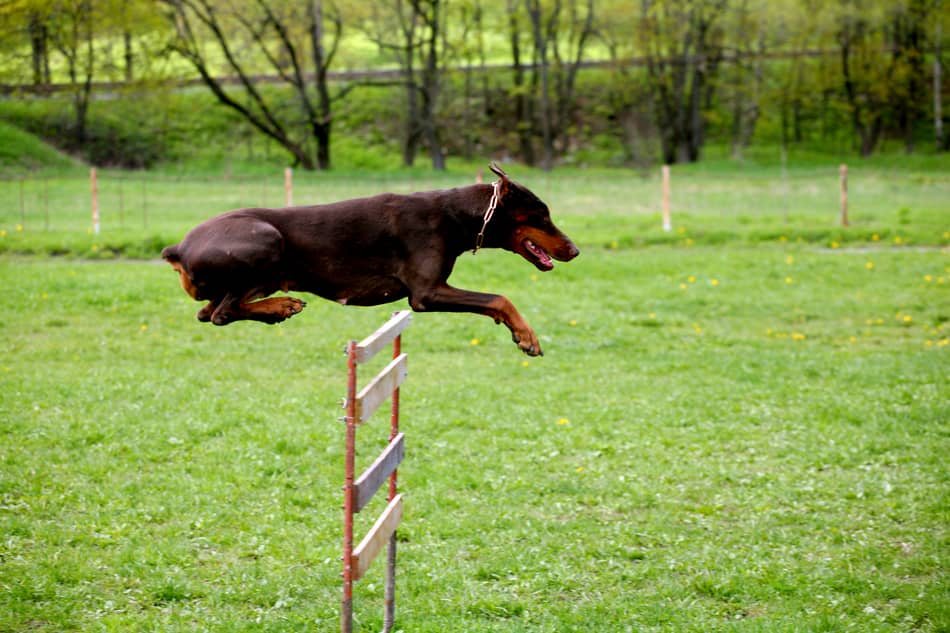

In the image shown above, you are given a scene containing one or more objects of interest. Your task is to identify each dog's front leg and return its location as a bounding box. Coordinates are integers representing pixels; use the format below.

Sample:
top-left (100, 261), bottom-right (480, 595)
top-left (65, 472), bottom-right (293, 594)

top-left (410, 283), bottom-right (542, 356)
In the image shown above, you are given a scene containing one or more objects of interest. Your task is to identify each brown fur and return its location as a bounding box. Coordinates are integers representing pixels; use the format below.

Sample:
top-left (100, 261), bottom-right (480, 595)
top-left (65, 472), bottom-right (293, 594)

top-left (162, 164), bottom-right (578, 356)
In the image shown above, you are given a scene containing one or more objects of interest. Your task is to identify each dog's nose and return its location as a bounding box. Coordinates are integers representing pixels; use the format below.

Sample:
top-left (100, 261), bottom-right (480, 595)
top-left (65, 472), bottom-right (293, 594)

top-left (558, 240), bottom-right (580, 262)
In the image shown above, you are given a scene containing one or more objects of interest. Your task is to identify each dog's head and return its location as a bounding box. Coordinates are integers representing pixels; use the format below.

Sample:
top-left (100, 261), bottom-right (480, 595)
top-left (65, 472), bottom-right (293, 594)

top-left (487, 163), bottom-right (579, 271)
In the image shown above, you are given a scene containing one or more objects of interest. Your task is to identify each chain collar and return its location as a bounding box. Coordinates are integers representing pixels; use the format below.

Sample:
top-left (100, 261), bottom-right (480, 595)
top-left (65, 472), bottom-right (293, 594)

top-left (472, 180), bottom-right (501, 254)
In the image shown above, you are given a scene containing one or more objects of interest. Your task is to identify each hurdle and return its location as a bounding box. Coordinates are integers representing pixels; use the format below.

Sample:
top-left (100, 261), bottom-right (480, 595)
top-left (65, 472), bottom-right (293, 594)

top-left (341, 310), bottom-right (411, 633)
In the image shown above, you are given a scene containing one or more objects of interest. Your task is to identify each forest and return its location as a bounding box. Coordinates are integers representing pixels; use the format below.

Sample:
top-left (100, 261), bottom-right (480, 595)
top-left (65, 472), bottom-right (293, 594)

top-left (0, 0), bottom-right (947, 171)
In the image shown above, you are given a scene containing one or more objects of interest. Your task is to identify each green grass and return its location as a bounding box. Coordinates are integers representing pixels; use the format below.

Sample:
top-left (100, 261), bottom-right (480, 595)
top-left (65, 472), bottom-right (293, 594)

top-left (0, 164), bottom-right (948, 631)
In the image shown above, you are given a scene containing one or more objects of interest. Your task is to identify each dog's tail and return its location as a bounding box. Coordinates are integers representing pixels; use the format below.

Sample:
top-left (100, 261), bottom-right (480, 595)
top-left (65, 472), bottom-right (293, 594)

top-left (161, 244), bottom-right (180, 263)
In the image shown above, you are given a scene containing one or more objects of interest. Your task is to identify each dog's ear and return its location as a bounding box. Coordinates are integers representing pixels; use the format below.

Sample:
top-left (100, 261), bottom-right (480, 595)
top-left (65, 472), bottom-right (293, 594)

top-left (489, 162), bottom-right (512, 197)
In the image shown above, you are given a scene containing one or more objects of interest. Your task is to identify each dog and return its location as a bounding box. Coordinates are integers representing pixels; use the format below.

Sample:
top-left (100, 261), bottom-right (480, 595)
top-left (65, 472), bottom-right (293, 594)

top-left (161, 163), bottom-right (578, 356)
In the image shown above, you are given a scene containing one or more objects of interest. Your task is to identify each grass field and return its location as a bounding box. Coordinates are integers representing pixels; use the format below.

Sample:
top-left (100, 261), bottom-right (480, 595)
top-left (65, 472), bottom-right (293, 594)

top-left (1, 162), bottom-right (948, 631)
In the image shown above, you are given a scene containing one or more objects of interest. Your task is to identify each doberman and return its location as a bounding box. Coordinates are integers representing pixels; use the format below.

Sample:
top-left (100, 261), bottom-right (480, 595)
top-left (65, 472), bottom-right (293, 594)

top-left (162, 163), bottom-right (579, 356)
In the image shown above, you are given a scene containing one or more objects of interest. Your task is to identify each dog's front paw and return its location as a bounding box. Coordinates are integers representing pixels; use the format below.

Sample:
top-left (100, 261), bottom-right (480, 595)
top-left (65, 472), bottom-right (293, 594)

top-left (512, 328), bottom-right (543, 357)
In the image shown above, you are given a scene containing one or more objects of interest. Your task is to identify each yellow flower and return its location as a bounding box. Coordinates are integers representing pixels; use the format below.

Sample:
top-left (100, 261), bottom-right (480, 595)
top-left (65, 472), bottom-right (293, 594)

top-left (710, 279), bottom-right (719, 286)
top-left (679, 283), bottom-right (687, 290)
top-left (677, 227), bottom-right (686, 234)
top-left (785, 277), bottom-right (794, 284)
top-left (649, 313), bottom-right (656, 319)
top-left (779, 236), bottom-right (788, 243)
top-left (610, 241), bottom-right (619, 249)
top-left (569, 319), bottom-right (578, 326)
top-left (0, 229), bottom-right (6, 237)
top-left (530, 274), bottom-right (538, 282)
top-left (943, 232), bottom-right (950, 239)
top-left (849, 336), bottom-right (858, 343)
top-left (40, 292), bottom-right (48, 300)
top-left (830, 241), bottom-right (839, 249)
top-left (924, 275), bottom-right (933, 282)
top-left (938, 339), bottom-right (949, 347)
top-left (785, 255), bottom-right (795, 265)
top-left (903, 315), bottom-right (912, 323)
top-left (470, 338), bottom-right (479, 346)
top-left (15, 224), bottom-right (23, 232)
top-left (557, 418), bottom-right (570, 425)
top-left (687, 276), bottom-right (696, 283)
top-left (685, 238), bottom-right (694, 246)
top-left (894, 236), bottom-right (903, 244)
top-left (865, 261), bottom-right (874, 270)
top-left (521, 360), bottom-right (529, 367)
top-left (872, 233), bottom-right (880, 241)
top-left (575, 466), bottom-right (584, 473)
top-left (792, 333), bottom-right (806, 341)
top-left (139, 324), bottom-right (148, 332)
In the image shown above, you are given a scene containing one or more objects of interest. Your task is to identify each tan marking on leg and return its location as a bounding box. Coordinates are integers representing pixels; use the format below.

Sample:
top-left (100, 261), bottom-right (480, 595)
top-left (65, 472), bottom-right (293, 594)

top-left (169, 261), bottom-right (199, 300)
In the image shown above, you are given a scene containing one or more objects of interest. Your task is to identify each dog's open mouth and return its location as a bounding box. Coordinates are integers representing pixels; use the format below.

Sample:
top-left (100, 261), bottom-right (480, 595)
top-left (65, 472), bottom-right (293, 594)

top-left (523, 238), bottom-right (554, 271)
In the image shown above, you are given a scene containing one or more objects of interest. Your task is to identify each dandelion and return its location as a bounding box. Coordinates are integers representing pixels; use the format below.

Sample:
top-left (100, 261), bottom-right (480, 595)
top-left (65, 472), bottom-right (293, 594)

top-left (679, 283), bottom-right (687, 290)
top-left (779, 236), bottom-right (788, 243)
top-left (865, 261), bottom-right (874, 270)
top-left (685, 238), bottom-right (694, 246)
top-left (938, 339), bottom-right (949, 347)
top-left (610, 241), bottom-right (619, 249)
top-left (710, 279), bottom-right (719, 286)
top-left (903, 315), bottom-right (912, 323)
top-left (894, 236), bottom-right (903, 244)
top-left (830, 241), bottom-right (839, 249)
top-left (557, 418), bottom-right (570, 425)
top-left (766, 328), bottom-right (774, 336)
top-left (0, 229), bottom-right (6, 237)
top-left (944, 232), bottom-right (950, 240)
top-left (872, 234), bottom-right (880, 241)
top-left (139, 324), bottom-right (148, 332)
top-left (15, 224), bottom-right (23, 232)
top-left (687, 276), bottom-right (696, 283)
top-left (91, 244), bottom-right (99, 252)
top-left (575, 466), bottom-right (584, 473)
top-left (792, 333), bottom-right (806, 341)
top-left (569, 319), bottom-right (578, 326)
top-left (649, 313), bottom-right (656, 319)
top-left (849, 336), bottom-right (858, 343)
top-left (521, 360), bottom-right (529, 368)
top-left (470, 338), bottom-right (479, 346)
top-left (40, 292), bottom-right (48, 300)
top-left (924, 275), bottom-right (933, 282)
top-left (785, 277), bottom-right (794, 284)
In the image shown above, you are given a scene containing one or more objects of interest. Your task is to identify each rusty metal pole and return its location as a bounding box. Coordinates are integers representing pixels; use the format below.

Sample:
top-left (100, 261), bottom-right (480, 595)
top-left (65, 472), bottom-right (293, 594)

top-left (341, 341), bottom-right (357, 633)
top-left (383, 330), bottom-right (400, 632)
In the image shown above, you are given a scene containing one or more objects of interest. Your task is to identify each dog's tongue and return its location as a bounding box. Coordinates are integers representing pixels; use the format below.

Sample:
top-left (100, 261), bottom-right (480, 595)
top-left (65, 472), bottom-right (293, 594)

top-left (526, 239), bottom-right (554, 270)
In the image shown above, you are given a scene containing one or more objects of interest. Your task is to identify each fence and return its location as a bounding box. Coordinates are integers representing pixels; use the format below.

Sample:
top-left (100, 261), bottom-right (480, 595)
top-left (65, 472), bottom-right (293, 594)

top-left (1, 164), bottom-right (857, 235)
top-left (340, 310), bottom-right (411, 633)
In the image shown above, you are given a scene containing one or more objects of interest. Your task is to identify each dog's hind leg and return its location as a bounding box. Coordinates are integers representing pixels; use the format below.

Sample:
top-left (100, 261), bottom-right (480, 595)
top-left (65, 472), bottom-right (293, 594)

top-left (210, 290), bottom-right (306, 325)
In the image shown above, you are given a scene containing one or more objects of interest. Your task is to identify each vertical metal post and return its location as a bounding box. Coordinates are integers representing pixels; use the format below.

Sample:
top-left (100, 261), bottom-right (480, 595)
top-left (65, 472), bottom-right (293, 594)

top-left (341, 341), bottom-right (357, 633)
top-left (383, 331), bottom-right (400, 632)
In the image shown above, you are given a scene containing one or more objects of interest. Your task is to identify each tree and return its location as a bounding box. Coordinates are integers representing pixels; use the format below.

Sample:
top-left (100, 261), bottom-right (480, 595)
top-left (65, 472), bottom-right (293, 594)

top-left (48, 0), bottom-right (95, 145)
top-left (362, 0), bottom-right (445, 170)
top-left (525, 0), bottom-right (596, 170)
top-left (639, 0), bottom-right (727, 164)
top-left (162, 0), bottom-right (344, 170)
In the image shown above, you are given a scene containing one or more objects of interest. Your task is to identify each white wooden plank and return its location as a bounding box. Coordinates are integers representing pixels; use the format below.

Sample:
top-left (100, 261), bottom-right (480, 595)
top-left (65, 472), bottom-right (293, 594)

top-left (355, 311), bottom-right (411, 364)
top-left (354, 433), bottom-right (405, 513)
top-left (354, 354), bottom-right (407, 425)
top-left (351, 494), bottom-right (403, 581)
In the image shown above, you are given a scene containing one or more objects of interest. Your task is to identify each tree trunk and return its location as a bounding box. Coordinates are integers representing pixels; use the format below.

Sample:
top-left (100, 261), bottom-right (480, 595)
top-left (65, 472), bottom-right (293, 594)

top-left (526, 0), bottom-right (554, 171)
top-left (507, 0), bottom-right (535, 165)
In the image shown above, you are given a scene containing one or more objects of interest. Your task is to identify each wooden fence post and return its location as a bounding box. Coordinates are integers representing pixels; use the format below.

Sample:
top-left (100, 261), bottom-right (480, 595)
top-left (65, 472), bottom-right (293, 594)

top-left (284, 168), bottom-right (293, 207)
top-left (91, 168), bottom-right (100, 234)
top-left (839, 164), bottom-right (849, 227)
top-left (662, 165), bottom-right (672, 232)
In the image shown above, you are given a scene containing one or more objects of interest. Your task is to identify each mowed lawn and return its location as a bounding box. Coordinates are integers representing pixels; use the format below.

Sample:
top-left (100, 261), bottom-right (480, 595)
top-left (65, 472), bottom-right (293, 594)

top-left (1, 164), bottom-right (949, 631)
